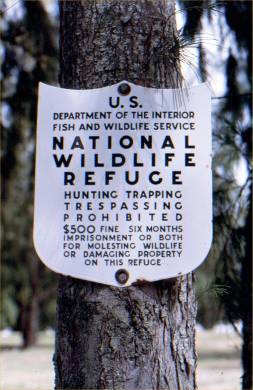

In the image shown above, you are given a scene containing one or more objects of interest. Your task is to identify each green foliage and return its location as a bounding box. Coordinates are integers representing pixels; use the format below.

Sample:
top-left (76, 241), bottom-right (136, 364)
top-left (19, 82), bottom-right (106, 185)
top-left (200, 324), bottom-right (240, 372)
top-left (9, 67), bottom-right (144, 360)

top-left (196, 283), bottom-right (229, 301)
top-left (196, 277), bottom-right (228, 328)
top-left (179, 1), bottom-right (252, 386)
top-left (1, 0), bottom-right (58, 343)
top-left (178, 0), bottom-right (252, 327)
top-left (1, 290), bottom-right (19, 329)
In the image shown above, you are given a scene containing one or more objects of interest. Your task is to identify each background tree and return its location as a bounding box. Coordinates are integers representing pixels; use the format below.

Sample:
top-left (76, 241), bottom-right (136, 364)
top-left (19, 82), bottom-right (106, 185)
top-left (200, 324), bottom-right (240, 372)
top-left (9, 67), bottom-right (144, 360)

top-left (177, 1), bottom-right (252, 388)
top-left (54, 1), bottom-right (197, 389)
top-left (1, 0), bottom-right (58, 347)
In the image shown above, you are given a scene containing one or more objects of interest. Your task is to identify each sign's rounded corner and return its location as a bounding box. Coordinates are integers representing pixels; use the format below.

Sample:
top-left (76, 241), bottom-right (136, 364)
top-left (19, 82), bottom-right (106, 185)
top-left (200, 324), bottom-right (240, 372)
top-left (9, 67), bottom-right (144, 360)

top-left (33, 233), bottom-right (60, 276)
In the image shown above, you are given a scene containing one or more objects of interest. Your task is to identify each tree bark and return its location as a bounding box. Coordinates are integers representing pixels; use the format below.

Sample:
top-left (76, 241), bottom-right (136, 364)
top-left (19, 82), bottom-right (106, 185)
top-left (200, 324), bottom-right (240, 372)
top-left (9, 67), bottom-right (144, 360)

top-left (21, 294), bottom-right (39, 348)
top-left (241, 186), bottom-right (252, 390)
top-left (54, 1), bottom-right (197, 389)
top-left (20, 250), bottom-right (40, 348)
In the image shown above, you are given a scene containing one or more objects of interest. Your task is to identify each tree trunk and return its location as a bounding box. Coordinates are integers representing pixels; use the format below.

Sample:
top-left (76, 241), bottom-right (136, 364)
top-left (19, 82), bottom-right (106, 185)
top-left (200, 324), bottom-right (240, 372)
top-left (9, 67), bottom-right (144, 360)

top-left (54, 1), bottom-right (197, 389)
top-left (21, 294), bottom-right (39, 348)
top-left (241, 186), bottom-right (252, 390)
top-left (21, 250), bottom-right (40, 348)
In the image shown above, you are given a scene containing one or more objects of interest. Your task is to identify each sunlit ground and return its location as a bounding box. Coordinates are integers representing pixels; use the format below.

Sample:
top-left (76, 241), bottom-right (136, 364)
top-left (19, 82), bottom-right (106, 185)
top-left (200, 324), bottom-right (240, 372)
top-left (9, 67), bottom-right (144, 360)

top-left (0, 326), bottom-right (242, 390)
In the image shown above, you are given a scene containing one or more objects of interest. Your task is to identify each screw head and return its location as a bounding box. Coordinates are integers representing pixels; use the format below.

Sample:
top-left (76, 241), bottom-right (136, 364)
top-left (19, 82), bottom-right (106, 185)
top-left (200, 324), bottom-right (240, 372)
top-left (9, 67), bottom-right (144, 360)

top-left (118, 83), bottom-right (131, 96)
top-left (115, 269), bottom-right (129, 285)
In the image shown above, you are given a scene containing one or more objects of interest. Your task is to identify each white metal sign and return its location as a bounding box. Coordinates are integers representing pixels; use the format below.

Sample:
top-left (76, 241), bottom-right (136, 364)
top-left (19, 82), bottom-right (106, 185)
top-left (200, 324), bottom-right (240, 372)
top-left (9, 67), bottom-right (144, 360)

top-left (34, 81), bottom-right (212, 286)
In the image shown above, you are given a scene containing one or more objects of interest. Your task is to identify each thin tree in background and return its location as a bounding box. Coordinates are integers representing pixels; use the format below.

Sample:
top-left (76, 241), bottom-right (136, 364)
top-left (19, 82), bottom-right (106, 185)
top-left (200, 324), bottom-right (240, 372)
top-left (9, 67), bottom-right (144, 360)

top-left (54, 1), bottom-right (197, 389)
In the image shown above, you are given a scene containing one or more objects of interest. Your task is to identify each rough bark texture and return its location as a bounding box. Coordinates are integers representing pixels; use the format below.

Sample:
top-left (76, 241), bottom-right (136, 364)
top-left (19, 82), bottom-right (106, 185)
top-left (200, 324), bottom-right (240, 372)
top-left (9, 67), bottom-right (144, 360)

top-left (20, 294), bottom-right (39, 348)
top-left (20, 252), bottom-right (40, 348)
top-left (241, 188), bottom-right (252, 390)
top-left (54, 1), bottom-right (197, 389)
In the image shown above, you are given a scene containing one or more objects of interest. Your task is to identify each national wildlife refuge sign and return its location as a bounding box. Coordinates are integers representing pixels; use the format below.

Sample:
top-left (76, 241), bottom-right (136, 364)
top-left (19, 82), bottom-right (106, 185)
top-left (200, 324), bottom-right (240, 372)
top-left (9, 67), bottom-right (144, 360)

top-left (33, 81), bottom-right (212, 287)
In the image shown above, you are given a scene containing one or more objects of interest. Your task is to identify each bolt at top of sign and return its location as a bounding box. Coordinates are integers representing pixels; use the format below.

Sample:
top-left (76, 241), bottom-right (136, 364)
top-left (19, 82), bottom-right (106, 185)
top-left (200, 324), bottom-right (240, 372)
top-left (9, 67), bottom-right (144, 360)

top-left (118, 83), bottom-right (131, 96)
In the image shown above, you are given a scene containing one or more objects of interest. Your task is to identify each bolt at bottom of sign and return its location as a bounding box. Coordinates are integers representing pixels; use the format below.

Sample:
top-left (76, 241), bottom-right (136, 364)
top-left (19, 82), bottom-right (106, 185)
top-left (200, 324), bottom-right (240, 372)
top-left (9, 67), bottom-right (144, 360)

top-left (115, 269), bottom-right (129, 285)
